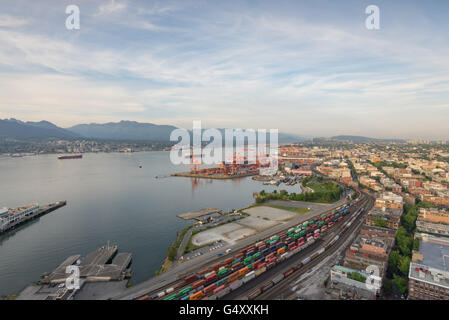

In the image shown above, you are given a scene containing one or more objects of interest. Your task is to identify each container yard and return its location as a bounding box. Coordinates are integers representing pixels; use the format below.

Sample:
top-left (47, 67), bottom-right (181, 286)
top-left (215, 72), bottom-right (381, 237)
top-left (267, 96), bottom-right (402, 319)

top-left (172, 151), bottom-right (272, 179)
top-left (135, 192), bottom-right (364, 301)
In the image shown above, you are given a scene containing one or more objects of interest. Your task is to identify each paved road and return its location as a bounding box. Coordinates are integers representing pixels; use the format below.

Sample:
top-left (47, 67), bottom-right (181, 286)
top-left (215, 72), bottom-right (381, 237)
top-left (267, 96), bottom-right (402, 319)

top-left (110, 197), bottom-right (347, 300)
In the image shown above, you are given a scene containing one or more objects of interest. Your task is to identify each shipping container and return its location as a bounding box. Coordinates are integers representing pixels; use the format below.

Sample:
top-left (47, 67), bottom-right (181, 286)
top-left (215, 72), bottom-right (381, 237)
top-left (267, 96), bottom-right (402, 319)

top-left (238, 266), bottom-right (249, 276)
top-left (255, 267), bottom-right (266, 276)
top-left (192, 279), bottom-right (206, 289)
top-left (211, 262), bottom-right (222, 271)
top-left (229, 279), bottom-right (243, 291)
top-left (205, 274), bottom-right (218, 284)
top-left (213, 285), bottom-right (226, 295)
top-left (204, 283), bottom-right (216, 294)
top-left (184, 274), bottom-right (197, 284)
top-left (197, 268), bottom-right (209, 276)
top-left (228, 271), bottom-right (240, 282)
top-left (243, 271), bottom-right (256, 283)
top-left (277, 248), bottom-right (285, 255)
top-left (189, 291), bottom-right (204, 300)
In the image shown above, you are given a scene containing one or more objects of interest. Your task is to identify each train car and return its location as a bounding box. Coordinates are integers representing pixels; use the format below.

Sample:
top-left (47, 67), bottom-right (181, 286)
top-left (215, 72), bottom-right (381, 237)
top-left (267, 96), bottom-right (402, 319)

top-left (205, 274), bottom-right (218, 285)
top-left (255, 267), bottom-right (266, 276)
top-left (261, 281), bottom-right (274, 293)
top-left (229, 279), bottom-right (243, 291)
top-left (183, 274), bottom-right (198, 285)
top-left (204, 283), bottom-right (217, 295)
top-left (272, 274), bottom-right (284, 284)
top-left (211, 262), bottom-right (222, 271)
top-left (197, 268), bottom-right (209, 276)
top-left (284, 268), bottom-right (295, 278)
top-left (192, 279), bottom-right (206, 289)
top-left (248, 288), bottom-right (261, 300)
top-left (243, 271), bottom-right (256, 283)
top-left (213, 285), bottom-right (226, 295)
top-left (163, 293), bottom-right (178, 300)
top-left (301, 256), bottom-right (311, 265)
top-left (137, 295), bottom-right (150, 300)
top-left (228, 271), bottom-right (240, 282)
top-left (238, 266), bottom-right (249, 276)
top-left (216, 287), bottom-right (231, 299)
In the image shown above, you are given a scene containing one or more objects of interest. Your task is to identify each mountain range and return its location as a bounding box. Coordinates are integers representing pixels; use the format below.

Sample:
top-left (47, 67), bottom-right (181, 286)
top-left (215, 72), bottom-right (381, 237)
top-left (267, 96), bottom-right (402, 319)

top-left (0, 119), bottom-right (306, 143)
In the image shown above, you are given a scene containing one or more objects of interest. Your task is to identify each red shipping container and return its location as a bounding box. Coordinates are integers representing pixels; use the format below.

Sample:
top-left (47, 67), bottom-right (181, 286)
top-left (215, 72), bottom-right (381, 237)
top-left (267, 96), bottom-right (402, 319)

top-left (213, 285), bottom-right (225, 295)
top-left (204, 283), bottom-right (217, 294)
top-left (258, 262), bottom-right (267, 269)
top-left (197, 268), bottom-right (209, 276)
top-left (192, 279), bottom-right (206, 289)
top-left (205, 274), bottom-right (217, 283)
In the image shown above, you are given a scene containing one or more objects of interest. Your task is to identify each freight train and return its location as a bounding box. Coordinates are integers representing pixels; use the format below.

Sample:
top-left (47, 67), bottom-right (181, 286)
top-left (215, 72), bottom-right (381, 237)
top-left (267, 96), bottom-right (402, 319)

top-left (138, 191), bottom-right (365, 301)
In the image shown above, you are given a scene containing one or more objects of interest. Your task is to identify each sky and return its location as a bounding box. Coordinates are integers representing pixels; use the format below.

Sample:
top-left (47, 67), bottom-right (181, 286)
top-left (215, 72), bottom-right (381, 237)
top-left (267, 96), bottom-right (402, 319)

top-left (0, 0), bottom-right (448, 140)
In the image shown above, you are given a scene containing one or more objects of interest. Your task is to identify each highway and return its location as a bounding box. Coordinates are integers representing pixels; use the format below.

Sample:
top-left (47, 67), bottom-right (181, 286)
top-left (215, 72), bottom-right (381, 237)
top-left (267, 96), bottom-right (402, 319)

top-left (224, 194), bottom-right (374, 300)
top-left (111, 197), bottom-right (349, 300)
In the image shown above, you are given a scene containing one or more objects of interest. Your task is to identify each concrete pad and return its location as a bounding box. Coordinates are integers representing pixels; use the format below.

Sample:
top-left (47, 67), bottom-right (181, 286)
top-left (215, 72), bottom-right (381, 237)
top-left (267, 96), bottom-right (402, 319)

top-left (192, 223), bottom-right (252, 246)
top-left (237, 216), bottom-right (280, 231)
top-left (243, 206), bottom-right (297, 221)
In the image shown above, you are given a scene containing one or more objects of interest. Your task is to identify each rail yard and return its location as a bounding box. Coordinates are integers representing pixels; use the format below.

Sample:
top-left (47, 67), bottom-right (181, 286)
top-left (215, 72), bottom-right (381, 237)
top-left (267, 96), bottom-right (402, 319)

top-left (132, 190), bottom-right (372, 301)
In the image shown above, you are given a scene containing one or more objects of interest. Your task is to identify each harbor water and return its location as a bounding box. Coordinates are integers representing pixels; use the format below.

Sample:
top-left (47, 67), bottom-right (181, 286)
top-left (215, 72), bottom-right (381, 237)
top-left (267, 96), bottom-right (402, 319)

top-left (0, 151), bottom-right (301, 295)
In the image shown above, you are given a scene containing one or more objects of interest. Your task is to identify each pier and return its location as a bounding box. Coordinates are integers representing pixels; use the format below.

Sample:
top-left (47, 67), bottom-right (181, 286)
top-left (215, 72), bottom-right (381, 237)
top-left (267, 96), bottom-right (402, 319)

top-left (0, 200), bottom-right (67, 234)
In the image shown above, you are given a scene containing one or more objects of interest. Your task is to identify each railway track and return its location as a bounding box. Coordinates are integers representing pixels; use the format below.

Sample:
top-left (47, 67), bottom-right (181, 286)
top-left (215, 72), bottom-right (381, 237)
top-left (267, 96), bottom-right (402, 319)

top-left (254, 196), bottom-right (373, 300)
top-left (129, 197), bottom-right (355, 300)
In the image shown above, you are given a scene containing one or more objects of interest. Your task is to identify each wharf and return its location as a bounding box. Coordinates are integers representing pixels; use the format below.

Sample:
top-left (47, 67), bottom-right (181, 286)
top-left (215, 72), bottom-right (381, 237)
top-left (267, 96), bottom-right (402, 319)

top-left (0, 200), bottom-right (67, 234)
top-left (177, 208), bottom-right (223, 221)
top-left (41, 244), bottom-right (132, 284)
top-left (171, 172), bottom-right (256, 179)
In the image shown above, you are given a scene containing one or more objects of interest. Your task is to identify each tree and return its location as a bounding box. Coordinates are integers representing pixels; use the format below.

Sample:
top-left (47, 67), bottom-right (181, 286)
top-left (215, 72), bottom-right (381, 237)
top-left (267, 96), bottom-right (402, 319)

top-left (388, 250), bottom-right (401, 275)
top-left (392, 275), bottom-right (408, 295)
top-left (398, 256), bottom-right (411, 276)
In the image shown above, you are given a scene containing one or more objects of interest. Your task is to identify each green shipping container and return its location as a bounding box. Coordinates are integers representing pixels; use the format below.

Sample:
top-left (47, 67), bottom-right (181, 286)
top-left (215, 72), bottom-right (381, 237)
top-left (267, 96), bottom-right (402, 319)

top-left (179, 286), bottom-right (192, 296)
top-left (218, 268), bottom-right (229, 276)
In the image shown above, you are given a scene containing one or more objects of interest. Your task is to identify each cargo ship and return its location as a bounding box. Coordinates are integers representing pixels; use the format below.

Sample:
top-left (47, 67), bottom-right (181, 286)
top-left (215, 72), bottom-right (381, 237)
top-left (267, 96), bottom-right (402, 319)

top-left (57, 154), bottom-right (82, 160)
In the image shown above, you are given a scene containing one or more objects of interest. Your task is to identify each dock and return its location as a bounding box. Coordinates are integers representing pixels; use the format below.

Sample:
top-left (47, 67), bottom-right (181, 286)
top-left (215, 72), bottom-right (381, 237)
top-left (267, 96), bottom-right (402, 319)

top-left (17, 244), bottom-right (132, 300)
top-left (177, 208), bottom-right (223, 221)
top-left (0, 200), bottom-right (67, 234)
top-left (40, 244), bottom-right (132, 284)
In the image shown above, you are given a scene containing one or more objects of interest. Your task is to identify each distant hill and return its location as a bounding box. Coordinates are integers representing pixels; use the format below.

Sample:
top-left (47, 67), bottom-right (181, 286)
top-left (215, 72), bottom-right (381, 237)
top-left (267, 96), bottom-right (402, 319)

top-left (0, 118), bottom-right (309, 143)
top-left (67, 120), bottom-right (178, 141)
top-left (331, 135), bottom-right (405, 143)
top-left (0, 119), bottom-right (80, 141)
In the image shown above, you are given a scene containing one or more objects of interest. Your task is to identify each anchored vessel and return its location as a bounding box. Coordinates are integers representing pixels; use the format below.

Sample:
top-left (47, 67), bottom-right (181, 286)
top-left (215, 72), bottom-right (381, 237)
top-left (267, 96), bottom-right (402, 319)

top-left (57, 154), bottom-right (82, 160)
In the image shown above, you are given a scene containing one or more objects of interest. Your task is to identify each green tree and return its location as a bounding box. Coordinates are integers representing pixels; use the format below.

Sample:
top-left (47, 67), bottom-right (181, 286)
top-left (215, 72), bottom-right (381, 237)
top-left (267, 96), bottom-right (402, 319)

top-left (392, 274), bottom-right (408, 295)
top-left (398, 256), bottom-right (411, 276)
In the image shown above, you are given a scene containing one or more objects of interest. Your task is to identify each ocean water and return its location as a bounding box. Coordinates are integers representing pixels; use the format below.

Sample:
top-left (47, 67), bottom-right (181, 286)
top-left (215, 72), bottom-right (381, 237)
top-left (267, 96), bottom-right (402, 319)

top-left (0, 151), bottom-right (301, 295)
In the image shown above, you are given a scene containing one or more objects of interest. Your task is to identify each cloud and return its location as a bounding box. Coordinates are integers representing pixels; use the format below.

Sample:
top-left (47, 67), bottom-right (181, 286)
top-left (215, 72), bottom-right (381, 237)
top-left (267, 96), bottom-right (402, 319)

top-left (95, 0), bottom-right (127, 16)
top-left (0, 2), bottom-right (448, 139)
top-left (0, 14), bottom-right (30, 28)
